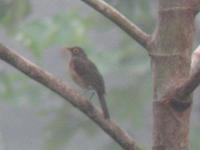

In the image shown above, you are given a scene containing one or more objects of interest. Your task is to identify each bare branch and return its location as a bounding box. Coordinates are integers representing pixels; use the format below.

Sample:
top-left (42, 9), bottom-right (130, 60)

top-left (191, 45), bottom-right (200, 74)
top-left (81, 0), bottom-right (151, 50)
top-left (162, 46), bottom-right (200, 106)
top-left (0, 43), bottom-right (141, 150)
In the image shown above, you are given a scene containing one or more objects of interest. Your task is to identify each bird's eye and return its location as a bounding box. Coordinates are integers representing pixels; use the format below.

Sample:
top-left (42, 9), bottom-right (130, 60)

top-left (73, 48), bottom-right (79, 54)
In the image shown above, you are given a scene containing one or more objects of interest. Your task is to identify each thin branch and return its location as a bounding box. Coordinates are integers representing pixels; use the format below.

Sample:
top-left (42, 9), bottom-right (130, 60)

top-left (0, 43), bottom-right (141, 150)
top-left (163, 70), bottom-right (200, 104)
top-left (81, 0), bottom-right (151, 50)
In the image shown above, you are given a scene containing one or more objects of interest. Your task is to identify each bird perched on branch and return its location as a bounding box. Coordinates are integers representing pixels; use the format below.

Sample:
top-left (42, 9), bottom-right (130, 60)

top-left (63, 47), bottom-right (110, 119)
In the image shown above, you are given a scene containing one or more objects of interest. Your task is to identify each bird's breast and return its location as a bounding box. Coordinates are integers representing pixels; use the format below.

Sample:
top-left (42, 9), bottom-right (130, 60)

top-left (69, 61), bottom-right (89, 89)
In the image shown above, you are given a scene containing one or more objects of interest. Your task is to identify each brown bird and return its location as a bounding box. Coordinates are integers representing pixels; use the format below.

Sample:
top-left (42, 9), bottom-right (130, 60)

top-left (64, 46), bottom-right (110, 119)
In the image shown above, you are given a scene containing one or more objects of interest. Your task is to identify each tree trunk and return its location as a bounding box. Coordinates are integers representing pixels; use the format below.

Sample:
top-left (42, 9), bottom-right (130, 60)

top-left (151, 0), bottom-right (197, 149)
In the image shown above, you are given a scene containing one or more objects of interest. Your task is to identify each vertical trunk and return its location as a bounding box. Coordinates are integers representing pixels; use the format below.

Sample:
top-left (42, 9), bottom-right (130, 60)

top-left (151, 0), bottom-right (197, 150)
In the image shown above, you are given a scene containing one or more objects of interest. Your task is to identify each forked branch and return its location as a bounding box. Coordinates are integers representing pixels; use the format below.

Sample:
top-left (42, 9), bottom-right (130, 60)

top-left (162, 46), bottom-right (200, 106)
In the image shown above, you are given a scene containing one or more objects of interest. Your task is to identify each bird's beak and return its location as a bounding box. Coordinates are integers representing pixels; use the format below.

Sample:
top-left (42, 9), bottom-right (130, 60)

top-left (66, 47), bottom-right (72, 51)
top-left (60, 47), bottom-right (71, 59)
top-left (61, 47), bottom-right (71, 54)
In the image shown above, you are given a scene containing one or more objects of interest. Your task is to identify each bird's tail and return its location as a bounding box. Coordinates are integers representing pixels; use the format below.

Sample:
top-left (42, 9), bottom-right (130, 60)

top-left (98, 93), bottom-right (110, 119)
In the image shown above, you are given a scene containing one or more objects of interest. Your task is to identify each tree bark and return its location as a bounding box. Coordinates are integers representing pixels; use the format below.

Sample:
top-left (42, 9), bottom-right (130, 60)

top-left (150, 0), bottom-right (198, 149)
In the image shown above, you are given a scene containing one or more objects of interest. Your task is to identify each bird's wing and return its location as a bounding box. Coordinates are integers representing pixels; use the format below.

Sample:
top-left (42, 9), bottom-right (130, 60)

top-left (72, 58), bottom-right (105, 94)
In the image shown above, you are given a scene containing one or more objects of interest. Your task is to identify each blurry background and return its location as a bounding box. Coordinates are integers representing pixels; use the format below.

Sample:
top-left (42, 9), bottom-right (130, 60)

top-left (0, 0), bottom-right (200, 150)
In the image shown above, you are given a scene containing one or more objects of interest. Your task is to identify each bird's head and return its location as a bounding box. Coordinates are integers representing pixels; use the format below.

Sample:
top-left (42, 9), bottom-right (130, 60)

top-left (63, 46), bottom-right (87, 58)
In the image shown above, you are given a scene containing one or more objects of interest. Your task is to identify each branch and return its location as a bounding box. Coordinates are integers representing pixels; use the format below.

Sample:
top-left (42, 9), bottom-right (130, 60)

top-left (81, 0), bottom-right (151, 50)
top-left (0, 43), bottom-right (141, 150)
top-left (162, 46), bottom-right (200, 107)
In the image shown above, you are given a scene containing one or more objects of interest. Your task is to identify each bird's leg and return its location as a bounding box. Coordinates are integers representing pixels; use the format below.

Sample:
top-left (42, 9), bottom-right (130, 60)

top-left (81, 88), bottom-right (95, 101)
top-left (89, 91), bottom-right (95, 101)
top-left (82, 89), bottom-right (89, 97)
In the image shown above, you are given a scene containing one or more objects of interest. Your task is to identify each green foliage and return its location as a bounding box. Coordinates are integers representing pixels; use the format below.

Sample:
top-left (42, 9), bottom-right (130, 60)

top-left (0, 69), bottom-right (46, 105)
top-left (15, 10), bottom-right (94, 58)
top-left (0, 0), bottom-right (31, 31)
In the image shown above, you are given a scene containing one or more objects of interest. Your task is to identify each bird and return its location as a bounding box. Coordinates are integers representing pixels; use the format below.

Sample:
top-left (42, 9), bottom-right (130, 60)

top-left (63, 46), bottom-right (110, 119)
